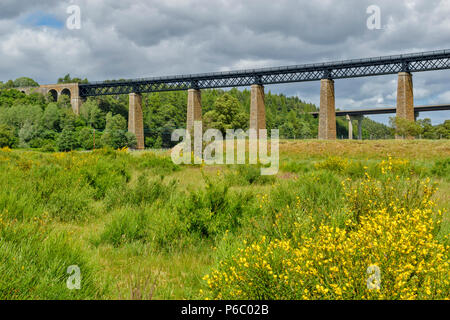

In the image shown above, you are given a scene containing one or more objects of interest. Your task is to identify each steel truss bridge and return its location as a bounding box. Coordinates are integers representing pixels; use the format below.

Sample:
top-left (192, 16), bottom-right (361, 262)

top-left (79, 49), bottom-right (450, 97)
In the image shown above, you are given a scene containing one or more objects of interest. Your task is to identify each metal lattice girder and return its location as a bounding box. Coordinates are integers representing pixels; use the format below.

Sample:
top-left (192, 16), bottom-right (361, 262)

top-left (79, 49), bottom-right (450, 97)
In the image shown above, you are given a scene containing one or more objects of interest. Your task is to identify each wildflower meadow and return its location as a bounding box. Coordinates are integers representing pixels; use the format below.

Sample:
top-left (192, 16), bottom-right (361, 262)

top-left (0, 140), bottom-right (448, 300)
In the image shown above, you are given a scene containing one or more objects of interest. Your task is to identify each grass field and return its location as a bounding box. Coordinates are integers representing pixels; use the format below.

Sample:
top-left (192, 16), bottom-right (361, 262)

top-left (0, 140), bottom-right (449, 300)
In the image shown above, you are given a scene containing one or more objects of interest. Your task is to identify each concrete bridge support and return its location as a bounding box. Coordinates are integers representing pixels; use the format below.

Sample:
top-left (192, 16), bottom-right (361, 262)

top-left (67, 84), bottom-right (82, 115)
top-left (396, 72), bottom-right (415, 139)
top-left (70, 96), bottom-right (83, 115)
top-left (250, 84), bottom-right (266, 136)
top-left (346, 114), bottom-right (353, 140)
top-left (128, 93), bottom-right (145, 150)
top-left (318, 79), bottom-right (336, 140)
top-left (357, 116), bottom-right (363, 140)
top-left (187, 89), bottom-right (202, 135)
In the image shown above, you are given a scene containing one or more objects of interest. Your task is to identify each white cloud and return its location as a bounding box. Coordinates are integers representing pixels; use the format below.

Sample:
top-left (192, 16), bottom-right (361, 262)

top-left (0, 0), bottom-right (448, 124)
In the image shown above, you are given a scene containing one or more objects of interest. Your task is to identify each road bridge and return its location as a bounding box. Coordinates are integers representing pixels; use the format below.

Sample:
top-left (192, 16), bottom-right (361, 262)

top-left (310, 104), bottom-right (450, 140)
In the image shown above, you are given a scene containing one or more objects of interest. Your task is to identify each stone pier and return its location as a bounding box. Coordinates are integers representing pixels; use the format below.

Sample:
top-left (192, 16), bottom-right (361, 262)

top-left (187, 89), bottom-right (202, 135)
top-left (68, 84), bottom-right (82, 115)
top-left (128, 93), bottom-right (145, 150)
top-left (396, 72), bottom-right (414, 139)
top-left (250, 84), bottom-right (266, 135)
top-left (318, 79), bottom-right (336, 140)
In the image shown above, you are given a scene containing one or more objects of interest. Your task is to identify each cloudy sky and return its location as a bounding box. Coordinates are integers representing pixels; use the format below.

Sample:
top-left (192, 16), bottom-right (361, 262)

top-left (1, 0), bottom-right (449, 124)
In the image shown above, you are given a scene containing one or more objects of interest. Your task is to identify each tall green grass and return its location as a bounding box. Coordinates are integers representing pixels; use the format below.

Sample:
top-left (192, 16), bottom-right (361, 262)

top-left (0, 146), bottom-right (448, 300)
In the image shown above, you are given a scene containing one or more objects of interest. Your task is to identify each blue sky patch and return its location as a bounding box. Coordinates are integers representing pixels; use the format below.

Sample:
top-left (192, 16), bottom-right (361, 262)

top-left (22, 11), bottom-right (64, 29)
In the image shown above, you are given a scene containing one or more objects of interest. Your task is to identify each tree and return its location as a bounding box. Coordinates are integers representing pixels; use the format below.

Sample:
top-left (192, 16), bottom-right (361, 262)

top-left (57, 74), bottom-right (88, 84)
top-left (280, 122), bottom-right (295, 139)
top-left (78, 127), bottom-right (98, 150)
top-left (13, 77), bottom-right (39, 87)
top-left (80, 100), bottom-right (105, 129)
top-left (101, 113), bottom-right (136, 149)
top-left (125, 132), bottom-right (137, 149)
top-left (434, 122), bottom-right (450, 139)
top-left (299, 121), bottom-right (313, 139)
top-left (42, 103), bottom-right (62, 131)
top-left (18, 121), bottom-right (45, 148)
top-left (390, 117), bottom-right (423, 138)
top-left (58, 94), bottom-right (72, 109)
top-left (1, 80), bottom-right (14, 89)
top-left (57, 121), bottom-right (78, 151)
top-left (97, 95), bottom-right (129, 119)
top-left (0, 124), bottom-right (16, 147)
top-left (204, 93), bottom-right (248, 133)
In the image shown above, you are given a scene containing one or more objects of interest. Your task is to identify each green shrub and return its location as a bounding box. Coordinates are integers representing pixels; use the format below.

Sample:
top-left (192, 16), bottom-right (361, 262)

top-left (41, 142), bottom-right (56, 152)
top-left (226, 165), bottom-right (276, 186)
top-left (174, 176), bottom-right (258, 240)
top-left (106, 174), bottom-right (174, 208)
top-left (0, 124), bottom-right (16, 148)
top-left (79, 158), bottom-right (130, 200)
top-left (280, 160), bottom-right (312, 174)
top-left (57, 127), bottom-right (78, 152)
top-left (0, 220), bottom-right (105, 299)
top-left (77, 127), bottom-right (96, 150)
top-left (138, 153), bottom-right (180, 174)
top-left (431, 158), bottom-right (450, 180)
top-left (96, 208), bottom-right (150, 247)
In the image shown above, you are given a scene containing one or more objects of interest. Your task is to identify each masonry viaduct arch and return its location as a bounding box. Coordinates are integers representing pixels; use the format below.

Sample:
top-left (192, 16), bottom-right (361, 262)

top-left (16, 83), bottom-right (83, 114)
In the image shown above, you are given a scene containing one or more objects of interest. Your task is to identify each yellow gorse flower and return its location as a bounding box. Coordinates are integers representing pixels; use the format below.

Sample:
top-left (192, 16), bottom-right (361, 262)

top-left (202, 164), bottom-right (449, 300)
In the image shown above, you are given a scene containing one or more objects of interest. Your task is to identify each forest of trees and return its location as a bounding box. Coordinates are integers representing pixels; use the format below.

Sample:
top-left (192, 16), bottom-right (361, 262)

top-left (0, 76), bottom-right (448, 151)
top-left (0, 77), bottom-right (39, 89)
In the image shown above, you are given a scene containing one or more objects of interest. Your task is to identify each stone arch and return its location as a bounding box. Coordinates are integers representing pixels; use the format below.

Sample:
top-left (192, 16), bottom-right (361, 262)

top-left (61, 88), bottom-right (71, 99)
top-left (48, 89), bottom-right (58, 102)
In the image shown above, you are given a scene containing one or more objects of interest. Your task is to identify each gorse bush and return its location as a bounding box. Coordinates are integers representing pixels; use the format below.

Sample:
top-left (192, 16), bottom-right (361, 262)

top-left (431, 158), bottom-right (450, 180)
top-left (148, 177), bottom-right (246, 250)
top-left (138, 153), bottom-right (180, 174)
top-left (106, 174), bottom-right (174, 208)
top-left (279, 160), bottom-right (313, 174)
top-left (96, 208), bottom-right (150, 247)
top-left (173, 173), bottom-right (259, 241)
top-left (202, 164), bottom-right (449, 300)
top-left (237, 165), bottom-right (276, 185)
top-left (311, 156), bottom-right (416, 179)
top-left (79, 158), bottom-right (130, 200)
top-left (314, 156), bottom-right (350, 173)
top-left (98, 173), bottom-right (260, 251)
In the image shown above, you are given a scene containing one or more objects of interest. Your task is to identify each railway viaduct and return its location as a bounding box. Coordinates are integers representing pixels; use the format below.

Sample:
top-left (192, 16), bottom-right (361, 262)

top-left (14, 49), bottom-right (450, 149)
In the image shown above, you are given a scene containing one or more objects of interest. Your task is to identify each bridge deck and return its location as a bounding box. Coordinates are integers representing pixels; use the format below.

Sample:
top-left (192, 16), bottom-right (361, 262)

top-left (309, 105), bottom-right (450, 118)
